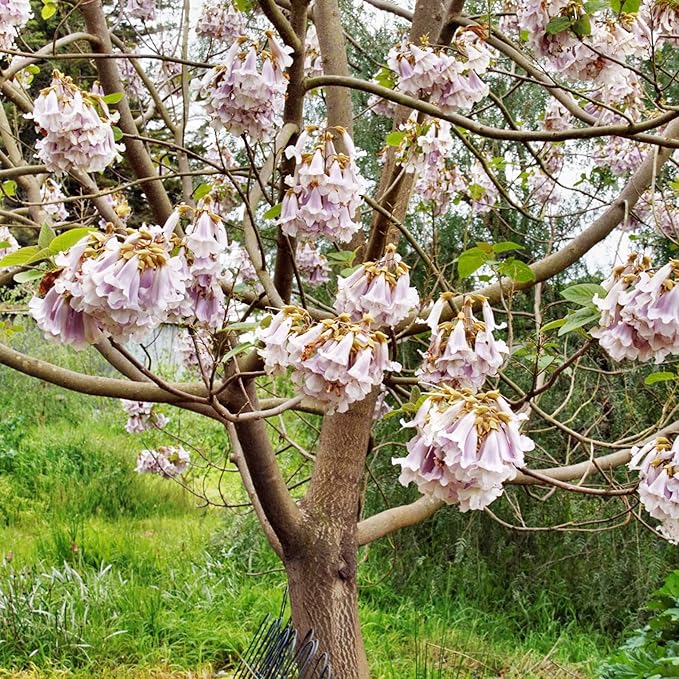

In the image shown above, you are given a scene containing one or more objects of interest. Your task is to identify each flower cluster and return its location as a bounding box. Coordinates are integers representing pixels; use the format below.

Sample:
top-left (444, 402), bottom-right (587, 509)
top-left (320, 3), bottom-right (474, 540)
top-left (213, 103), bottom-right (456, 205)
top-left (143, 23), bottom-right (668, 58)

top-left (136, 446), bottom-right (190, 478)
top-left (527, 144), bottom-right (563, 208)
top-left (121, 399), bottom-right (169, 433)
top-left (415, 164), bottom-right (464, 215)
top-left (629, 436), bottom-right (679, 544)
top-left (126, 0), bottom-right (155, 20)
top-left (0, 225), bottom-right (19, 260)
top-left (385, 28), bottom-right (493, 113)
top-left (632, 191), bottom-right (679, 239)
top-left (304, 24), bottom-right (324, 77)
top-left (417, 294), bottom-right (508, 390)
top-left (395, 114), bottom-right (455, 179)
top-left (0, 0), bottom-right (31, 52)
top-left (99, 191), bottom-right (132, 228)
top-left (177, 327), bottom-right (215, 374)
top-left (257, 307), bottom-right (400, 412)
top-left (27, 71), bottom-right (123, 175)
top-left (296, 242), bottom-right (330, 286)
top-left (278, 126), bottom-right (367, 242)
top-left (196, 0), bottom-right (244, 42)
top-left (199, 33), bottom-right (293, 141)
top-left (40, 179), bottom-right (69, 223)
top-left (641, 0), bottom-right (679, 47)
top-left (393, 387), bottom-right (535, 511)
top-left (224, 241), bottom-right (259, 288)
top-left (334, 243), bottom-right (419, 327)
top-left (30, 225), bottom-right (189, 347)
top-left (592, 254), bottom-right (679, 363)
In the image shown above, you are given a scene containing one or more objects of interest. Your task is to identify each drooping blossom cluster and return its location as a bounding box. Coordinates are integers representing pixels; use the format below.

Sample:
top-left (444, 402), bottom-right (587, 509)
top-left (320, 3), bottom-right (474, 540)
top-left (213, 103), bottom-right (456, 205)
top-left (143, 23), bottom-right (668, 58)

top-left (334, 243), bottom-right (419, 327)
top-left (196, 0), bottom-right (244, 42)
top-left (224, 241), bottom-right (260, 289)
top-left (417, 294), bottom-right (508, 390)
top-left (596, 136), bottom-right (646, 176)
top-left (125, 0), bottom-right (155, 20)
top-left (136, 446), bottom-right (190, 478)
top-left (640, 0), bottom-right (679, 47)
top-left (0, 0), bottom-right (31, 51)
top-left (415, 164), bottom-right (465, 215)
top-left (278, 126), bottom-right (367, 243)
top-left (295, 242), bottom-right (330, 286)
top-left (631, 191), bottom-right (679, 239)
top-left (395, 114), bottom-right (455, 181)
top-left (27, 71), bottom-right (123, 175)
top-left (592, 254), bottom-right (679, 363)
top-left (257, 307), bottom-right (400, 413)
top-left (121, 399), bottom-right (169, 433)
top-left (629, 435), bottom-right (679, 544)
top-left (0, 226), bottom-right (19, 260)
top-left (393, 387), bottom-right (535, 511)
top-left (467, 161), bottom-right (499, 214)
top-left (385, 28), bottom-right (493, 112)
top-left (40, 179), bottom-right (69, 223)
top-left (30, 224), bottom-right (189, 347)
top-left (304, 24), bottom-right (324, 77)
top-left (199, 33), bottom-right (293, 141)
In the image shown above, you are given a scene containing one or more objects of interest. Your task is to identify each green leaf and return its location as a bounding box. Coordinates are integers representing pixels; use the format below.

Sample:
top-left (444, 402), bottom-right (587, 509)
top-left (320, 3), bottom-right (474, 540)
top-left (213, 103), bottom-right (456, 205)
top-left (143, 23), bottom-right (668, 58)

top-left (41, 2), bottom-right (57, 20)
top-left (340, 265), bottom-right (362, 277)
top-left (572, 13), bottom-right (592, 36)
top-left (546, 16), bottom-right (573, 33)
top-left (540, 318), bottom-right (567, 333)
top-left (475, 241), bottom-right (494, 255)
top-left (0, 245), bottom-right (40, 268)
top-left (26, 247), bottom-right (53, 264)
top-left (326, 249), bottom-right (356, 265)
top-left (560, 283), bottom-right (606, 306)
top-left (492, 241), bottom-right (524, 254)
top-left (38, 223), bottom-right (56, 249)
top-left (0, 241), bottom-right (9, 250)
top-left (102, 92), bottom-right (125, 105)
top-left (13, 269), bottom-right (45, 283)
top-left (49, 227), bottom-right (95, 254)
top-left (498, 258), bottom-right (535, 283)
top-left (558, 306), bottom-right (600, 336)
top-left (220, 341), bottom-right (254, 364)
top-left (263, 203), bottom-right (282, 220)
top-left (2, 180), bottom-right (16, 197)
top-left (374, 67), bottom-right (397, 90)
top-left (112, 126), bottom-right (123, 142)
top-left (644, 372), bottom-right (677, 386)
top-left (233, 0), bottom-right (254, 11)
top-left (385, 130), bottom-right (406, 147)
top-left (457, 247), bottom-right (491, 279)
top-left (584, 0), bottom-right (609, 11)
top-left (220, 321), bottom-right (258, 332)
top-left (27, 64), bottom-right (40, 74)
top-left (193, 183), bottom-right (211, 201)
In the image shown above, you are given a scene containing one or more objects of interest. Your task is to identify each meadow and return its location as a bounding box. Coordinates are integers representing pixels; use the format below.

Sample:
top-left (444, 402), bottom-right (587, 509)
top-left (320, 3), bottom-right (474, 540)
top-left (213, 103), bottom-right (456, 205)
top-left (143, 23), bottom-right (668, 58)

top-left (0, 328), bottom-right (676, 678)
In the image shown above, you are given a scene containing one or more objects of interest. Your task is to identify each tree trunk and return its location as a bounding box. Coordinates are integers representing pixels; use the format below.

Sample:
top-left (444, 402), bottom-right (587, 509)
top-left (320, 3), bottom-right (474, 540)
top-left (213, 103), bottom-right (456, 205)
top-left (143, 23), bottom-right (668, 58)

top-left (285, 517), bottom-right (369, 679)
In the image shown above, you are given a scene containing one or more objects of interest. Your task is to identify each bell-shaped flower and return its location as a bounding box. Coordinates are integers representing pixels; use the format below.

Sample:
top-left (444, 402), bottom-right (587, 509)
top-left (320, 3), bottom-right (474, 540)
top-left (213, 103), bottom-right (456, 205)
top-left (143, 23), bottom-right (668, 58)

top-left (40, 179), bottom-right (69, 223)
top-left (334, 243), bottom-right (419, 327)
top-left (26, 71), bottom-right (123, 175)
top-left (417, 294), bottom-right (508, 390)
top-left (136, 446), bottom-right (190, 478)
top-left (196, 0), bottom-right (244, 41)
top-left (278, 125), bottom-right (367, 242)
top-left (393, 387), bottom-right (535, 511)
top-left (198, 33), bottom-right (293, 141)
top-left (121, 399), bottom-right (169, 433)
top-left (0, 0), bottom-right (31, 51)
top-left (296, 241), bottom-right (330, 286)
top-left (126, 0), bottom-right (155, 20)
top-left (630, 436), bottom-right (679, 544)
top-left (256, 305), bottom-right (315, 374)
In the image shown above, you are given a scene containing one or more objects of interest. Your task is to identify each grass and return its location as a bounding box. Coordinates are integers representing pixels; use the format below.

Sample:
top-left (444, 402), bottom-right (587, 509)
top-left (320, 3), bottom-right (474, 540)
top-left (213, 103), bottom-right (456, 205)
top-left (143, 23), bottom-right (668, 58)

top-left (0, 326), bottom-right (672, 677)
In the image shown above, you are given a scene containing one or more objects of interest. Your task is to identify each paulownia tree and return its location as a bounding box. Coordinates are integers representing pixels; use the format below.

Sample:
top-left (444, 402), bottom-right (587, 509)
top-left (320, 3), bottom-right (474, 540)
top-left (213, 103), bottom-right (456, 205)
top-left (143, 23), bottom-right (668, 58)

top-left (0, 0), bottom-right (679, 674)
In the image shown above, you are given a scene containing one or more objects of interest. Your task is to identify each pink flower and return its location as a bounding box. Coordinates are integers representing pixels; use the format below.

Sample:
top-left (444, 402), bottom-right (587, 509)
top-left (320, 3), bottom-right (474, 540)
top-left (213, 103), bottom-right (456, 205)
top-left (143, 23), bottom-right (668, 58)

top-left (26, 71), bottom-right (123, 175)
top-left (630, 435), bottom-right (679, 544)
top-left (417, 294), bottom-right (508, 390)
top-left (258, 308), bottom-right (401, 412)
top-left (334, 243), bottom-right (419, 327)
top-left (0, 0), bottom-right (31, 51)
top-left (196, 0), bottom-right (243, 41)
top-left (121, 399), bottom-right (169, 433)
top-left (0, 225), bottom-right (19, 261)
top-left (199, 33), bottom-right (293, 141)
top-left (136, 446), bottom-right (190, 478)
top-left (278, 125), bottom-right (367, 243)
top-left (393, 386), bottom-right (535, 511)
top-left (126, 0), bottom-right (155, 20)
top-left (40, 179), bottom-right (69, 223)
top-left (296, 242), bottom-right (330, 286)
